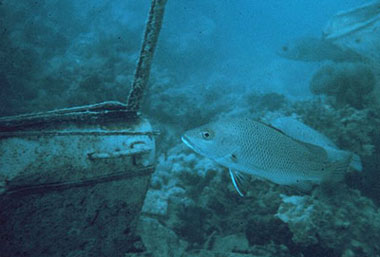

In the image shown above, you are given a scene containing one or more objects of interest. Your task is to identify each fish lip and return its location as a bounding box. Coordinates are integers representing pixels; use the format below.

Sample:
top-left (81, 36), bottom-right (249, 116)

top-left (181, 135), bottom-right (201, 154)
top-left (181, 135), bottom-right (194, 150)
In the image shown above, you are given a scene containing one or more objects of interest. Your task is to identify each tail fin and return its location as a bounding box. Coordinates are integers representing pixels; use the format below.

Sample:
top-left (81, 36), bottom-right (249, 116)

top-left (324, 155), bottom-right (352, 183)
top-left (349, 153), bottom-right (362, 172)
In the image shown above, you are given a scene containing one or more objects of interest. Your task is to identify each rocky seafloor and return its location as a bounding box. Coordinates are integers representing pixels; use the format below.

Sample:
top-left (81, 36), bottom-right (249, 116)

top-left (133, 78), bottom-right (380, 257)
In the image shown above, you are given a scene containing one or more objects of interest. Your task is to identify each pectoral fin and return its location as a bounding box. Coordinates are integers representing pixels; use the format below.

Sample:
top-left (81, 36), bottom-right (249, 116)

top-left (229, 169), bottom-right (249, 197)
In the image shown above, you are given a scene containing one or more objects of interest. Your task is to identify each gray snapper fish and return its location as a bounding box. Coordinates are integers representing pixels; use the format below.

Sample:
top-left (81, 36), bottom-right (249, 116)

top-left (182, 118), bottom-right (350, 196)
top-left (277, 37), bottom-right (365, 63)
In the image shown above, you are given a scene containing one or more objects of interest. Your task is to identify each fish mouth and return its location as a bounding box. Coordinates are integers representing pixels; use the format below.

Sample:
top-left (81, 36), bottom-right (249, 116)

top-left (181, 135), bottom-right (195, 151)
top-left (181, 135), bottom-right (203, 154)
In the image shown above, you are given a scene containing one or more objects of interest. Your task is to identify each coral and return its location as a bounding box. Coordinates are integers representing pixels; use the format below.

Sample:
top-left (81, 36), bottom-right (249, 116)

top-left (0, 0), bottom-right (145, 116)
top-left (141, 189), bottom-right (169, 216)
top-left (174, 205), bottom-right (212, 244)
top-left (276, 187), bottom-right (380, 256)
top-left (211, 233), bottom-right (250, 253)
top-left (139, 92), bottom-right (380, 257)
top-left (309, 62), bottom-right (376, 109)
top-left (245, 92), bottom-right (288, 113)
top-left (140, 92), bottom-right (380, 255)
top-left (137, 217), bottom-right (188, 257)
top-left (284, 99), bottom-right (380, 202)
top-left (142, 79), bottom-right (242, 131)
top-left (291, 100), bottom-right (379, 158)
top-left (140, 143), bottom-right (314, 256)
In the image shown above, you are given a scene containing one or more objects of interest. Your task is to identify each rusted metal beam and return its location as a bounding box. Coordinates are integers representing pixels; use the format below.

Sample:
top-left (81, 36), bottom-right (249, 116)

top-left (126, 0), bottom-right (168, 111)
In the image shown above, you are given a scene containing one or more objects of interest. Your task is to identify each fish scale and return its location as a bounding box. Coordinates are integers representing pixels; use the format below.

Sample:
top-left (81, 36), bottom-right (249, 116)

top-left (235, 120), bottom-right (323, 177)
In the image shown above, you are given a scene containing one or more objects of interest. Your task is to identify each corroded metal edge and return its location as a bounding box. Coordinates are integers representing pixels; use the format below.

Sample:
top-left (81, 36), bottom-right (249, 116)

top-left (0, 101), bottom-right (138, 132)
top-left (0, 130), bottom-right (160, 138)
top-left (127, 0), bottom-right (168, 111)
top-left (3, 165), bottom-right (155, 196)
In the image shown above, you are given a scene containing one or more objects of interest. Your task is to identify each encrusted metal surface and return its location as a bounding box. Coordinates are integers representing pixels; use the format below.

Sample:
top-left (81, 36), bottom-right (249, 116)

top-left (0, 108), bottom-right (156, 257)
top-left (0, 113), bottom-right (156, 192)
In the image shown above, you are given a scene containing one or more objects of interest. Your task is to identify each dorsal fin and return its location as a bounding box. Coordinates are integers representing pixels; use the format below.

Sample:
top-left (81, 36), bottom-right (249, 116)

top-left (258, 120), bottom-right (289, 136)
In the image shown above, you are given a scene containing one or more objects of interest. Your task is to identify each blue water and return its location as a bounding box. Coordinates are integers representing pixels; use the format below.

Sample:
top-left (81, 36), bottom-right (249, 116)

top-left (1, 1), bottom-right (379, 257)
top-left (0, 0), bottom-right (371, 115)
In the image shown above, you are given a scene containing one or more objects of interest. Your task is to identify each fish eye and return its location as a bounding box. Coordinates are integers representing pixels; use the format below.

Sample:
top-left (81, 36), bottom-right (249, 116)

top-left (201, 130), bottom-right (213, 140)
top-left (202, 131), bottom-right (210, 139)
top-left (282, 46), bottom-right (288, 52)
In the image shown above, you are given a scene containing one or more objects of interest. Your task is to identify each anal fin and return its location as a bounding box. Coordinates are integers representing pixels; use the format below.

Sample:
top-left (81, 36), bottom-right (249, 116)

top-left (229, 169), bottom-right (249, 197)
top-left (293, 180), bottom-right (314, 192)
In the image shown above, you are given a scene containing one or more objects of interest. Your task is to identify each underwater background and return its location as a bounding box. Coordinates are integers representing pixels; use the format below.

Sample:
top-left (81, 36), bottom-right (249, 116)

top-left (1, 0), bottom-right (380, 256)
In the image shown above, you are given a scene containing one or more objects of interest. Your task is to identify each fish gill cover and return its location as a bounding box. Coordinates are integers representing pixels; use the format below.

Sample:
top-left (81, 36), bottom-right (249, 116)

top-left (1, 0), bottom-right (380, 257)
